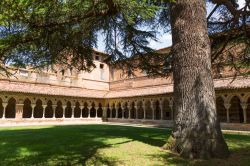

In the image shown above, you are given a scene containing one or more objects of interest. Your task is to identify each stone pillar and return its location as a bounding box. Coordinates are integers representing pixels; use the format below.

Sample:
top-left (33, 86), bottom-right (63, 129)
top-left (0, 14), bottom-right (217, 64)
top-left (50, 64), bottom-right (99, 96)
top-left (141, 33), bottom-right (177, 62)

top-left (16, 103), bottom-right (24, 119)
top-left (143, 102), bottom-right (146, 120)
top-left (2, 103), bottom-right (7, 119)
top-left (121, 106), bottom-right (124, 119)
top-left (135, 106), bottom-right (138, 119)
top-left (42, 105), bottom-right (46, 119)
top-left (80, 106), bottom-right (84, 118)
top-left (62, 106), bottom-right (66, 118)
top-left (241, 103), bottom-right (248, 123)
top-left (52, 105), bottom-right (57, 119)
top-left (151, 101), bottom-right (155, 120)
top-left (88, 107), bottom-right (91, 118)
top-left (95, 107), bottom-right (98, 118)
top-left (71, 106), bottom-right (75, 118)
top-left (169, 102), bottom-right (174, 120)
top-left (128, 106), bottom-right (131, 119)
top-left (116, 106), bottom-right (118, 119)
top-left (103, 107), bottom-right (107, 118)
top-left (224, 103), bottom-right (231, 123)
top-left (160, 101), bottom-right (164, 120)
top-left (31, 104), bottom-right (36, 119)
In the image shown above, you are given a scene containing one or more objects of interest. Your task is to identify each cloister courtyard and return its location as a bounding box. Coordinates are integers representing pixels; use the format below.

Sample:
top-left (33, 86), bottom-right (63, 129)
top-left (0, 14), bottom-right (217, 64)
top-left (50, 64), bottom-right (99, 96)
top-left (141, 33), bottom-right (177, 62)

top-left (0, 124), bottom-right (249, 166)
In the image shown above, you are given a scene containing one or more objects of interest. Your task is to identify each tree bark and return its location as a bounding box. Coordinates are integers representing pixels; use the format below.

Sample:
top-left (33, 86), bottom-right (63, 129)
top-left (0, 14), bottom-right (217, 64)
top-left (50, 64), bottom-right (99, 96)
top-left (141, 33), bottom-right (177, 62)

top-left (166, 0), bottom-right (230, 159)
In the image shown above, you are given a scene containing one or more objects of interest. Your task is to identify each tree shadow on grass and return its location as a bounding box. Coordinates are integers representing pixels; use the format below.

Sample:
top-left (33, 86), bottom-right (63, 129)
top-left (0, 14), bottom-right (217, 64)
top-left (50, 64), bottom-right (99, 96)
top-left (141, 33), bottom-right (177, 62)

top-left (0, 124), bottom-right (170, 165)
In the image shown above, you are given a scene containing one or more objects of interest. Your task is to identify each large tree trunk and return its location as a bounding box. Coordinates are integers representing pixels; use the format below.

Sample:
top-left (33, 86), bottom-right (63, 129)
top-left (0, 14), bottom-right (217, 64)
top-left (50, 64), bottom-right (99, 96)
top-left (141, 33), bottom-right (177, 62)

top-left (166, 0), bottom-right (230, 159)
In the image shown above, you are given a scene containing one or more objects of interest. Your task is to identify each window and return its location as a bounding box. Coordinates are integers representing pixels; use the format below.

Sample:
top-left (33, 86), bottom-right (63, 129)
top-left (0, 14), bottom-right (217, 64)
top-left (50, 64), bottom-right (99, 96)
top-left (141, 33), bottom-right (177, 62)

top-left (95, 56), bottom-right (100, 60)
top-left (100, 64), bottom-right (104, 69)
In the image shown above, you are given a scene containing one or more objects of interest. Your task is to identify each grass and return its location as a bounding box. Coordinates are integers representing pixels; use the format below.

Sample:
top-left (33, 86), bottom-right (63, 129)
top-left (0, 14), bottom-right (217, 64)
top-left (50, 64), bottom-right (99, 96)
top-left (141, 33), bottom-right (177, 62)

top-left (0, 125), bottom-right (250, 166)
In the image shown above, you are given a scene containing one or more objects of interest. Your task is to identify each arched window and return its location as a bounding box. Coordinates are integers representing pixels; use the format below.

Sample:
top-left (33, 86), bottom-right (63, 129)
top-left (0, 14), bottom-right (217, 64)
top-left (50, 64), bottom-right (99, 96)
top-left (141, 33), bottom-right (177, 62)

top-left (74, 102), bottom-right (81, 118)
top-left (55, 101), bottom-right (63, 118)
top-left (65, 101), bottom-right (72, 118)
top-left (45, 100), bottom-right (53, 118)
top-left (34, 99), bottom-right (43, 118)
top-left (5, 97), bottom-right (16, 119)
top-left (229, 96), bottom-right (244, 123)
top-left (216, 97), bottom-right (227, 122)
top-left (23, 99), bottom-right (32, 118)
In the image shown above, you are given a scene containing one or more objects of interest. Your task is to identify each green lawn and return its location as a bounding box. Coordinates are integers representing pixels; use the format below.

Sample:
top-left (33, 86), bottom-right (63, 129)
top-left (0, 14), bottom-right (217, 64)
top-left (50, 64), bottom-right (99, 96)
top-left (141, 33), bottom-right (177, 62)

top-left (0, 125), bottom-right (250, 166)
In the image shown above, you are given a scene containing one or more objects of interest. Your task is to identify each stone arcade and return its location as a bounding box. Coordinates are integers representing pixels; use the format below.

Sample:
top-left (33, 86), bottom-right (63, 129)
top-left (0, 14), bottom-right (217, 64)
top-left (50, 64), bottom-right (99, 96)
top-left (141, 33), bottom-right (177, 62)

top-left (0, 48), bottom-right (250, 129)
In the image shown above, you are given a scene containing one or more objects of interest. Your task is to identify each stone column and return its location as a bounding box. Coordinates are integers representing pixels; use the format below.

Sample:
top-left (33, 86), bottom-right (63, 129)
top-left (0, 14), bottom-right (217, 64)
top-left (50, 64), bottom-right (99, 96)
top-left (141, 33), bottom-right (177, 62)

top-left (135, 105), bottom-right (138, 119)
top-left (95, 107), bottom-right (98, 118)
top-left (62, 105), bottom-right (66, 118)
top-left (71, 106), bottom-right (75, 118)
top-left (52, 105), bottom-right (57, 119)
top-left (31, 104), bottom-right (36, 119)
top-left (80, 106), bottom-right (84, 118)
top-left (116, 106), bottom-right (118, 119)
top-left (143, 102), bottom-right (146, 120)
top-left (224, 103), bottom-right (231, 123)
top-left (2, 103), bottom-right (7, 119)
top-left (241, 103), bottom-right (248, 123)
top-left (121, 106), bottom-right (124, 119)
top-left (88, 107), bottom-right (91, 118)
top-left (151, 101), bottom-right (155, 120)
top-left (128, 105), bottom-right (131, 119)
top-left (169, 101), bottom-right (174, 120)
top-left (42, 105), bottom-right (46, 119)
top-left (103, 107), bottom-right (107, 118)
top-left (16, 103), bottom-right (24, 119)
top-left (160, 101), bottom-right (164, 120)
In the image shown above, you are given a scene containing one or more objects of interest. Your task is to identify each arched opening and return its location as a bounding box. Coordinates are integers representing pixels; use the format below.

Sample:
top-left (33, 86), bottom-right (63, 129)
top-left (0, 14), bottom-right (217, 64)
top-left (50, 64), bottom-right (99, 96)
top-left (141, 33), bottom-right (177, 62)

top-left (82, 102), bottom-right (89, 118)
top-left (74, 102), bottom-right (81, 118)
top-left (107, 104), bottom-right (111, 118)
top-left (123, 103), bottom-right (129, 119)
top-left (247, 97), bottom-right (250, 123)
top-left (155, 100), bottom-right (161, 120)
top-left (163, 100), bottom-right (171, 120)
top-left (118, 103), bottom-right (122, 118)
top-left (5, 97), bottom-right (16, 118)
top-left (55, 101), bottom-right (63, 118)
top-left (137, 101), bottom-right (144, 119)
top-left (23, 98), bottom-right (32, 118)
top-left (130, 102), bottom-right (136, 119)
top-left (216, 97), bottom-right (227, 122)
top-left (97, 103), bottom-right (103, 118)
top-left (145, 100), bottom-right (152, 119)
top-left (90, 103), bottom-right (96, 118)
top-left (111, 104), bottom-right (116, 118)
top-left (45, 100), bottom-right (53, 118)
top-left (34, 99), bottom-right (43, 118)
top-left (229, 96), bottom-right (244, 123)
top-left (65, 101), bottom-right (72, 118)
top-left (0, 98), bottom-right (3, 118)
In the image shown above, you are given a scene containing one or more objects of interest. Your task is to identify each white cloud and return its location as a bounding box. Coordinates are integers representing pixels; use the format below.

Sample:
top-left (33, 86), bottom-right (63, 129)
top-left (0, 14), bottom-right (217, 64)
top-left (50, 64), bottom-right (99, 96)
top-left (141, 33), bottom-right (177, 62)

top-left (148, 33), bottom-right (172, 49)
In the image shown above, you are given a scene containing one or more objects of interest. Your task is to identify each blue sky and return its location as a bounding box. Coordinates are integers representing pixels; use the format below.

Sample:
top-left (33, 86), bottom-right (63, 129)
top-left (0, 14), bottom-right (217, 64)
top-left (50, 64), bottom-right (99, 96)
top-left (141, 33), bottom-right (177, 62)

top-left (97, 0), bottom-right (246, 52)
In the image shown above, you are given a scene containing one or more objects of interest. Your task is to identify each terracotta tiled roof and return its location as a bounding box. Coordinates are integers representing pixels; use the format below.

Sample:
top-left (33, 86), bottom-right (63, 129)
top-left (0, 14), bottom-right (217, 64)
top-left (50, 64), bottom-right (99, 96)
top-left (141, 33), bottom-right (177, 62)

top-left (0, 76), bottom-right (249, 98)
top-left (0, 80), bottom-right (108, 98)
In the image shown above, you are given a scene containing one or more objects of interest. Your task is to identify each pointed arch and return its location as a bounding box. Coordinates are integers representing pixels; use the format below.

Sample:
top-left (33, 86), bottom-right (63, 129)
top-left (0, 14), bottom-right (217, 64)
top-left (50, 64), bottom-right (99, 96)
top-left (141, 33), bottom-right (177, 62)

top-left (23, 98), bottom-right (32, 118)
top-left (65, 101), bottom-right (72, 118)
top-left (111, 103), bottom-right (116, 118)
top-left (0, 98), bottom-right (3, 118)
top-left (45, 100), bottom-right (53, 118)
top-left (5, 97), bottom-right (16, 118)
top-left (154, 100), bottom-right (161, 120)
top-left (123, 102), bottom-right (129, 119)
top-left (82, 102), bottom-right (89, 118)
top-left (130, 102), bottom-right (136, 119)
top-left (55, 101), bottom-right (63, 118)
top-left (74, 102), bottom-right (81, 118)
top-left (97, 103), bottom-right (103, 118)
top-left (229, 96), bottom-right (244, 123)
top-left (137, 101), bottom-right (144, 119)
top-left (216, 97), bottom-right (227, 122)
top-left (34, 99), bottom-right (43, 118)
top-left (117, 103), bottom-right (122, 118)
top-left (162, 99), bottom-right (171, 120)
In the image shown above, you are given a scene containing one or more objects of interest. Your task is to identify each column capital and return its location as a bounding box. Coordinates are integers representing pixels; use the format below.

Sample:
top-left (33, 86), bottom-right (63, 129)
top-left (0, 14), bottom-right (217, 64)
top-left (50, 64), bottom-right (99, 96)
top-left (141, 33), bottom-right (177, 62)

top-left (224, 103), bottom-right (231, 110)
top-left (240, 103), bottom-right (248, 110)
top-left (2, 102), bottom-right (8, 107)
